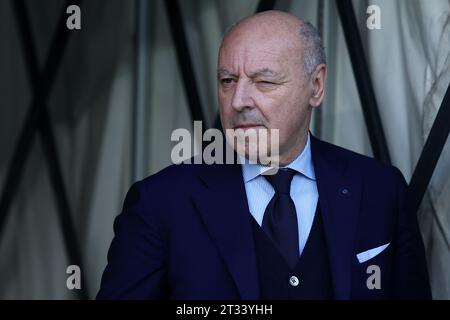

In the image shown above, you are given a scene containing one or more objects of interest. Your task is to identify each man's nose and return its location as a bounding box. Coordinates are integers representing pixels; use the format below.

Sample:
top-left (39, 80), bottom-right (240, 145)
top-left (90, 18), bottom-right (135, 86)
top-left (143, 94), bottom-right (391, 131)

top-left (231, 80), bottom-right (255, 112)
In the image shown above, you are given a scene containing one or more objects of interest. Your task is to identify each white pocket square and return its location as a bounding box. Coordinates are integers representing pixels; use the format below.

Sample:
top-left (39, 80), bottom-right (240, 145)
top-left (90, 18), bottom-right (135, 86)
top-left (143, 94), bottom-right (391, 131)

top-left (356, 243), bottom-right (390, 263)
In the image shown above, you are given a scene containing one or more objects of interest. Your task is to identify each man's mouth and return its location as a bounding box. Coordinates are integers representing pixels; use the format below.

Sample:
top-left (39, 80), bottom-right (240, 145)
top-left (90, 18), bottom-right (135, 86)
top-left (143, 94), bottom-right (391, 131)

top-left (234, 124), bottom-right (264, 131)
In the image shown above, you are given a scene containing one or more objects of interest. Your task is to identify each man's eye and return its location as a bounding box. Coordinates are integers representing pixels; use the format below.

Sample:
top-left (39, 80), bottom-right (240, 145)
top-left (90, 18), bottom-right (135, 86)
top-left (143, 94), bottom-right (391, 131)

top-left (259, 81), bottom-right (275, 85)
top-left (221, 78), bottom-right (234, 85)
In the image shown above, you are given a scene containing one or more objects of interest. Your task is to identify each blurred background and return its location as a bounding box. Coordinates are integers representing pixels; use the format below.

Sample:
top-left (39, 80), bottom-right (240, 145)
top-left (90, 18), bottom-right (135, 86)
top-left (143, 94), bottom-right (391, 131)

top-left (0, 0), bottom-right (449, 299)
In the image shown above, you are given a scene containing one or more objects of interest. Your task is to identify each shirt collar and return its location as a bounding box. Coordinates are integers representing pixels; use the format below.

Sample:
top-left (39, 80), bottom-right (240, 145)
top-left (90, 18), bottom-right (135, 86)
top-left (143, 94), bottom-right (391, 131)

top-left (241, 132), bottom-right (316, 183)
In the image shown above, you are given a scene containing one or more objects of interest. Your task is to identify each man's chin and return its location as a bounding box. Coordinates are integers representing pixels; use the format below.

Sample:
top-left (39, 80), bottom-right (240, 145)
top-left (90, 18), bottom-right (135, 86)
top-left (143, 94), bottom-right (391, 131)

top-left (234, 146), bottom-right (278, 165)
top-left (222, 125), bottom-right (280, 165)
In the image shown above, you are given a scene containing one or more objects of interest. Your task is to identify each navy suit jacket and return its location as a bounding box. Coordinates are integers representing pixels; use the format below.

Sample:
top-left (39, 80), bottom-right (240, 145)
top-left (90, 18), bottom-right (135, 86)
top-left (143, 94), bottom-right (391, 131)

top-left (97, 136), bottom-right (431, 299)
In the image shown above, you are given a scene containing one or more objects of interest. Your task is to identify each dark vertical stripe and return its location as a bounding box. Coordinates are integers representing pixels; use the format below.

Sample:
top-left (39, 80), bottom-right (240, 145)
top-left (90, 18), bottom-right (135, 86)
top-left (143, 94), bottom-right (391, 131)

top-left (336, 0), bottom-right (391, 164)
top-left (407, 83), bottom-right (450, 213)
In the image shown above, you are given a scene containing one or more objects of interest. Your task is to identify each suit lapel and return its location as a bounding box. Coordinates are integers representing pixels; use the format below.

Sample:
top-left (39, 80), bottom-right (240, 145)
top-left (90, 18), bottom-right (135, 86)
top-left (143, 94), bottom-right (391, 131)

top-left (311, 135), bottom-right (362, 299)
top-left (191, 161), bottom-right (260, 300)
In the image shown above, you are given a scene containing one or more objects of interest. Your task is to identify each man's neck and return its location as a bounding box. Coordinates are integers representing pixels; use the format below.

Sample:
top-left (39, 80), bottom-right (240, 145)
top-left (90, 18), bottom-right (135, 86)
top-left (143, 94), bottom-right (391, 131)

top-left (277, 132), bottom-right (309, 167)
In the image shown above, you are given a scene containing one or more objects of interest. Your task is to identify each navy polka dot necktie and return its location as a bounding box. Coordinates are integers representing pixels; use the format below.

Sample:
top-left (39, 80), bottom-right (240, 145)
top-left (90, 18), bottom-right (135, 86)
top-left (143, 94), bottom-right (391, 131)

top-left (262, 168), bottom-right (299, 269)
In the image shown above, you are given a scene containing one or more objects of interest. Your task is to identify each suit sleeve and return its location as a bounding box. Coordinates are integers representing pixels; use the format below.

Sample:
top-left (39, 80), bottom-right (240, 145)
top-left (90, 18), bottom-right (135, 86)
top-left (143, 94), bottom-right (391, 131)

top-left (96, 181), bottom-right (168, 299)
top-left (392, 168), bottom-right (432, 299)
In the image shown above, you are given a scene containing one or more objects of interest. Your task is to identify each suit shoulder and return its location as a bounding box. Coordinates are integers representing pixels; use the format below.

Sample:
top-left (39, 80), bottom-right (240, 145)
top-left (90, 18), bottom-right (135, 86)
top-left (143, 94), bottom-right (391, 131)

top-left (119, 163), bottom-right (202, 219)
top-left (314, 137), bottom-right (404, 181)
top-left (134, 162), bottom-right (199, 192)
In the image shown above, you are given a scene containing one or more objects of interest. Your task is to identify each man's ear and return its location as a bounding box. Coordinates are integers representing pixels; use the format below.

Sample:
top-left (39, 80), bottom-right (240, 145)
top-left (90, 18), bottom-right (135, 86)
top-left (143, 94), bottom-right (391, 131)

top-left (309, 64), bottom-right (326, 107)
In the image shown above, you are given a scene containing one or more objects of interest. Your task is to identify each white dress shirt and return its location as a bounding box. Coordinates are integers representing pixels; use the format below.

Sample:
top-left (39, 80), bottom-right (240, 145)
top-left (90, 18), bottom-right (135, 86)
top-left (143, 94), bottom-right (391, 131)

top-left (240, 133), bottom-right (318, 256)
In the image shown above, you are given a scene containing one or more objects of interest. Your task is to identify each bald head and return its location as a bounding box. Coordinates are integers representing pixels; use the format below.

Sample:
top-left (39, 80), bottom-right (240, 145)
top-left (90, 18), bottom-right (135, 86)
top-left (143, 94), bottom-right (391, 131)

top-left (220, 10), bottom-right (325, 77)
top-left (224, 10), bottom-right (302, 40)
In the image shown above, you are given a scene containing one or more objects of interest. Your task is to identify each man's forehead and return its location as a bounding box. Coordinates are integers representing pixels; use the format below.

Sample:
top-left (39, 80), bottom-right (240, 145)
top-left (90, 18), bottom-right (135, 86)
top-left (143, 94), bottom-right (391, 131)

top-left (222, 28), bottom-right (300, 52)
top-left (218, 48), bottom-right (288, 73)
top-left (220, 35), bottom-right (296, 60)
top-left (219, 28), bottom-right (302, 69)
top-left (218, 40), bottom-right (300, 75)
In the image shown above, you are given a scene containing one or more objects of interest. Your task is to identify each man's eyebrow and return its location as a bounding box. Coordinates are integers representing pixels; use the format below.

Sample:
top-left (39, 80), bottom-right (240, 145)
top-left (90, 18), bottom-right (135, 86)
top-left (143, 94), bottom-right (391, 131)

top-left (217, 69), bottom-right (236, 77)
top-left (250, 68), bottom-right (286, 80)
top-left (217, 68), bottom-right (285, 79)
top-left (249, 68), bottom-right (276, 77)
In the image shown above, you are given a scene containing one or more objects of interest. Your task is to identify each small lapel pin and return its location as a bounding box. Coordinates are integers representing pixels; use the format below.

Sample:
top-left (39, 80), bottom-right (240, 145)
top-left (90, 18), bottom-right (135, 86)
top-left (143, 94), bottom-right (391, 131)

top-left (340, 188), bottom-right (349, 195)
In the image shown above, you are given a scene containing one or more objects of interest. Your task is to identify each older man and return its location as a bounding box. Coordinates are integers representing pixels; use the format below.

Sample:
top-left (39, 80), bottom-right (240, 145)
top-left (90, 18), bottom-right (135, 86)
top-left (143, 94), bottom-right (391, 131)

top-left (97, 10), bottom-right (430, 300)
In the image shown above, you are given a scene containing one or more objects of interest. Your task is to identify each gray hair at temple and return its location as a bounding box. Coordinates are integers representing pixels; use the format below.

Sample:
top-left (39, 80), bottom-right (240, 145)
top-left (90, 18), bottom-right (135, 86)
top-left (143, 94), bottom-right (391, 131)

top-left (298, 21), bottom-right (326, 77)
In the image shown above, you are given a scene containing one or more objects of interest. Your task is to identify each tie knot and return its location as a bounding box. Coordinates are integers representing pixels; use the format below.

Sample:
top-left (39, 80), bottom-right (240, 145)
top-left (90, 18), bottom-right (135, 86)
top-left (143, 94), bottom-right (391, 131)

top-left (264, 168), bottom-right (296, 194)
